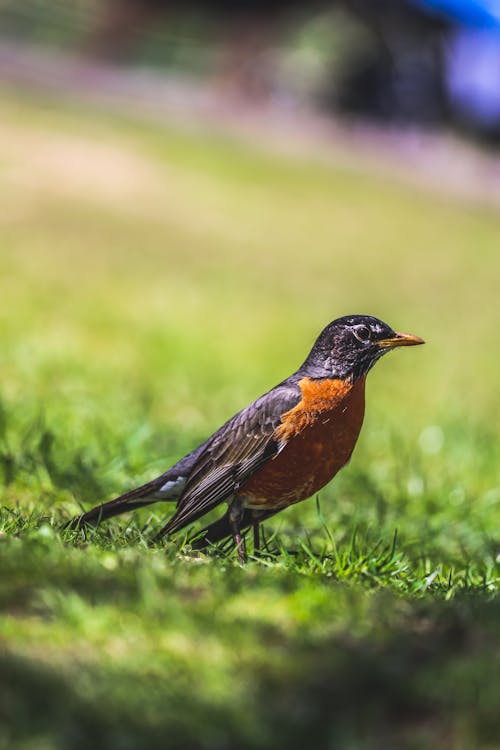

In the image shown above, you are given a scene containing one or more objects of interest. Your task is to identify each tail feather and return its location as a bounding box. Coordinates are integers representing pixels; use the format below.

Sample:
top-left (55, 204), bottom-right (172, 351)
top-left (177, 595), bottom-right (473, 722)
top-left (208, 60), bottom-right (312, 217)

top-left (67, 476), bottom-right (172, 528)
top-left (67, 443), bottom-right (206, 529)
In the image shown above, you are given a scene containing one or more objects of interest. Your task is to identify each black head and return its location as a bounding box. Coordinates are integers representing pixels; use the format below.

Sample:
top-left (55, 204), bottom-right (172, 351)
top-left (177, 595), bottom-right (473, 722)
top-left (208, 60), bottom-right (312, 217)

top-left (300, 315), bottom-right (424, 381)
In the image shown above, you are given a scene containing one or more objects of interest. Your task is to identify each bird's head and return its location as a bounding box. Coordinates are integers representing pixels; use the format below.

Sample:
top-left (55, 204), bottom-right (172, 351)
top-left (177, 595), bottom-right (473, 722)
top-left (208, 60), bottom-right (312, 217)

top-left (301, 315), bottom-right (424, 381)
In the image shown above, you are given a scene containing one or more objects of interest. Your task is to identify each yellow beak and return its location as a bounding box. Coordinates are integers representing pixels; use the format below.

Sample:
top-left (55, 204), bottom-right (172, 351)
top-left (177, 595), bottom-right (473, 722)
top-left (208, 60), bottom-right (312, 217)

top-left (377, 331), bottom-right (425, 349)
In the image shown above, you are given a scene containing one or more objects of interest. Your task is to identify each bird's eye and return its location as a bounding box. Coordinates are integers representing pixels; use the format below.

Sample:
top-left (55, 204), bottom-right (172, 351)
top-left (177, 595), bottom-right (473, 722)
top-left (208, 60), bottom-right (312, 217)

top-left (353, 325), bottom-right (371, 343)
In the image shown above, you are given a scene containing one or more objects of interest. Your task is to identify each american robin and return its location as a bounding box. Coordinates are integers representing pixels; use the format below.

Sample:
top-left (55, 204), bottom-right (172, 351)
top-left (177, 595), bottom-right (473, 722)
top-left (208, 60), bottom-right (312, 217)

top-left (70, 315), bottom-right (424, 561)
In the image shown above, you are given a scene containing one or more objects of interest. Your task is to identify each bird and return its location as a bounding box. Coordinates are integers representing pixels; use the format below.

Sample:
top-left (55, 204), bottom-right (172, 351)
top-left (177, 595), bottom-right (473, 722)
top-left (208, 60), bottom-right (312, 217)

top-left (69, 315), bottom-right (424, 561)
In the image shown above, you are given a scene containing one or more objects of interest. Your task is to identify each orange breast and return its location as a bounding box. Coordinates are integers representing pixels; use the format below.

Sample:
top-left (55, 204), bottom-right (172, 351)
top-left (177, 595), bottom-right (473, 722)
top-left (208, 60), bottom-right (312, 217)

top-left (239, 376), bottom-right (366, 510)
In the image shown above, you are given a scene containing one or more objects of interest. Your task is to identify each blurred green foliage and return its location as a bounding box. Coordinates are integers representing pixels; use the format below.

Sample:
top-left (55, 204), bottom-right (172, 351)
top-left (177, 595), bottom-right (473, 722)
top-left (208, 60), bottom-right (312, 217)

top-left (0, 90), bottom-right (499, 749)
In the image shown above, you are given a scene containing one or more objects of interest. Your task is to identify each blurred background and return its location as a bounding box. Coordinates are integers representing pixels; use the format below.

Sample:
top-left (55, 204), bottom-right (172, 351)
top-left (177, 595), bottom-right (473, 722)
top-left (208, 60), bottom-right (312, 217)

top-left (3, 0), bottom-right (500, 140)
top-left (1, 3), bottom-right (500, 749)
top-left (1, 0), bottom-right (499, 453)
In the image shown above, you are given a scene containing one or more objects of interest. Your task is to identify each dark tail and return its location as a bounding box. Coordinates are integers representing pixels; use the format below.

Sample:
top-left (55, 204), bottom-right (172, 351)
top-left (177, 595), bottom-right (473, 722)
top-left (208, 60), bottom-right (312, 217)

top-left (66, 476), bottom-right (175, 529)
top-left (66, 444), bottom-right (205, 530)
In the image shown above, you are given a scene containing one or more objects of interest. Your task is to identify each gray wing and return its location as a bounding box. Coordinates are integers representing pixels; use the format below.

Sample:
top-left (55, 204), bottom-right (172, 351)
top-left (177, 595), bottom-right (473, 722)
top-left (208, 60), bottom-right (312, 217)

top-left (156, 381), bottom-right (301, 537)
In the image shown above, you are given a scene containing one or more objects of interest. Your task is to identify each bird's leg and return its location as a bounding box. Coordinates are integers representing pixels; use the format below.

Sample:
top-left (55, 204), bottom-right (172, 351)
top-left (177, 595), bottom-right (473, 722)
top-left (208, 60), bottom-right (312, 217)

top-left (229, 496), bottom-right (246, 563)
top-left (253, 520), bottom-right (261, 557)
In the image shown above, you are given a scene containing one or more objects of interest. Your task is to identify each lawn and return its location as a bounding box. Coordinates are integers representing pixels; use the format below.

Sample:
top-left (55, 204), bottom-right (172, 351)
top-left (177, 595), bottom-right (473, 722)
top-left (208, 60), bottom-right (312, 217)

top-left (0, 89), bottom-right (499, 750)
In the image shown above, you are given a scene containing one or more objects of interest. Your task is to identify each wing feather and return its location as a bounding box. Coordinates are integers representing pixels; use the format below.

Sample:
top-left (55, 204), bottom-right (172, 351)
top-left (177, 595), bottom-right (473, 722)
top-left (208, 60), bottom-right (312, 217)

top-left (156, 381), bottom-right (301, 537)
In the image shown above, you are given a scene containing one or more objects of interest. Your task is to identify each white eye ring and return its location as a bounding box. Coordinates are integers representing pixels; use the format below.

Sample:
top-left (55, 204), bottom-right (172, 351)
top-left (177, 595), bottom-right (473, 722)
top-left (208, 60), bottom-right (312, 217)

top-left (353, 325), bottom-right (371, 343)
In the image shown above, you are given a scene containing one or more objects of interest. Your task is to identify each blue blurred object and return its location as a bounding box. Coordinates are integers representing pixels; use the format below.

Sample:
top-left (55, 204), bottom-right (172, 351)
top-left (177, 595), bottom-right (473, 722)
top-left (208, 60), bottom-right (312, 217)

top-left (411, 0), bottom-right (500, 135)
top-left (413, 0), bottom-right (500, 27)
top-left (445, 28), bottom-right (500, 131)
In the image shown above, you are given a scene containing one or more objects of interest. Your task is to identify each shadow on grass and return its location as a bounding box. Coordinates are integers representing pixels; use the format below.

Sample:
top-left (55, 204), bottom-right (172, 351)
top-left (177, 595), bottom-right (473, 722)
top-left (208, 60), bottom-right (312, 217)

top-left (1, 595), bottom-right (499, 750)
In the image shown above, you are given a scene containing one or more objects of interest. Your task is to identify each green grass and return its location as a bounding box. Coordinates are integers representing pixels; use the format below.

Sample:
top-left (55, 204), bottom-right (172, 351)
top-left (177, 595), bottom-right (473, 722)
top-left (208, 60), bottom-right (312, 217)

top-left (0, 89), bottom-right (499, 749)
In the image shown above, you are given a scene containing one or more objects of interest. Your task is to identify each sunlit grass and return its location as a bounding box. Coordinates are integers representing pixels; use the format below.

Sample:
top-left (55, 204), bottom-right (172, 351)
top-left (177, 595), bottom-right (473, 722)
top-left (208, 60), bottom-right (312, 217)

top-left (1, 89), bottom-right (499, 749)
